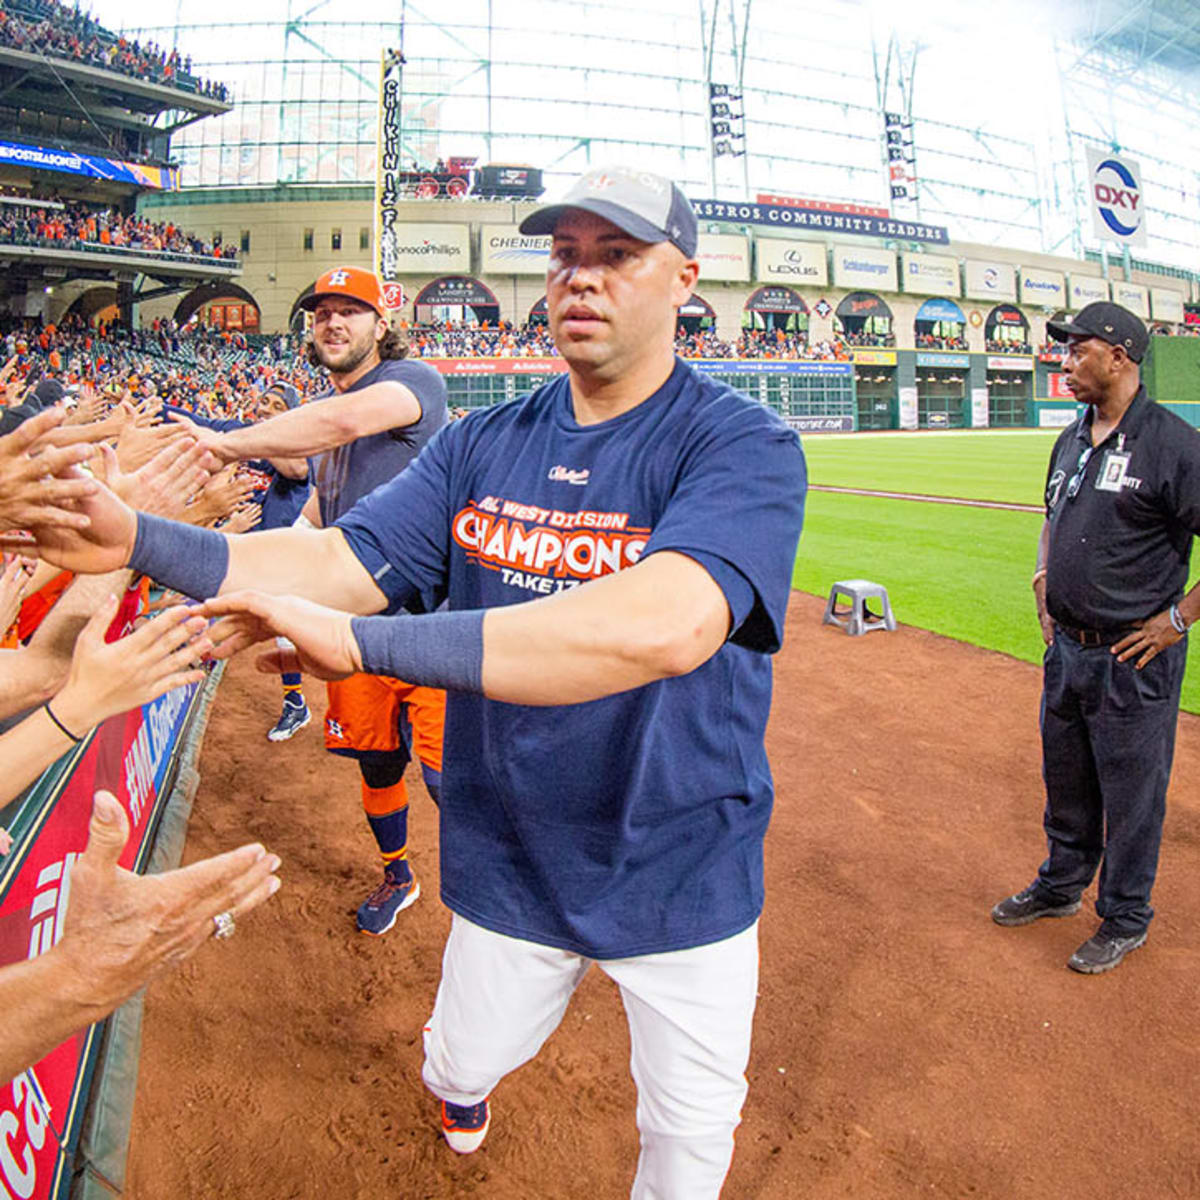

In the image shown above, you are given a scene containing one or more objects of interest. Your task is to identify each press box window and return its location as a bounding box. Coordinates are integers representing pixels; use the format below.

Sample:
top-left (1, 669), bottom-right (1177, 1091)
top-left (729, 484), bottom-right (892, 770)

top-left (359, 227), bottom-right (370, 251)
top-left (240, 230), bottom-right (250, 252)
top-left (303, 228), bottom-right (314, 251)
top-left (331, 228), bottom-right (342, 251)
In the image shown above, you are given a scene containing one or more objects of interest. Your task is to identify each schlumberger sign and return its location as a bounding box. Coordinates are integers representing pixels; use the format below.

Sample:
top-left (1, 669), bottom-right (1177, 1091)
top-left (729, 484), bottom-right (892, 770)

top-left (1085, 147), bottom-right (1146, 248)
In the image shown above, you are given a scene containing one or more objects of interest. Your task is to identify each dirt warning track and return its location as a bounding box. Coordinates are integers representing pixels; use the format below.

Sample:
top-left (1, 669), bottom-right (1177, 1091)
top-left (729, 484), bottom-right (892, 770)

top-left (127, 592), bottom-right (1200, 1199)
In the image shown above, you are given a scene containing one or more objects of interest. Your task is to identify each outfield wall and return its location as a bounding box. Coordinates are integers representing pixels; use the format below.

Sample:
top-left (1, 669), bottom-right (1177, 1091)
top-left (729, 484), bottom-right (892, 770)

top-left (428, 347), bottom-right (1195, 432)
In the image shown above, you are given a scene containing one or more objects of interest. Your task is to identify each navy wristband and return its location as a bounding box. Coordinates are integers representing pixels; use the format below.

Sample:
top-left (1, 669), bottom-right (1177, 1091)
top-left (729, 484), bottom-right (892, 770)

top-left (129, 513), bottom-right (230, 600)
top-left (351, 609), bottom-right (485, 693)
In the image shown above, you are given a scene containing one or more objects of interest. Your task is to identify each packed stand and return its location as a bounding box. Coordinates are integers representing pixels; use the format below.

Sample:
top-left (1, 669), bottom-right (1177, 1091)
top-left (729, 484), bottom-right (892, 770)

top-left (842, 328), bottom-right (896, 348)
top-left (985, 338), bottom-right (1033, 355)
top-left (0, 195), bottom-right (237, 262)
top-left (914, 331), bottom-right (969, 351)
top-left (0, 315), bottom-right (315, 422)
top-left (0, 0), bottom-right (228, 99)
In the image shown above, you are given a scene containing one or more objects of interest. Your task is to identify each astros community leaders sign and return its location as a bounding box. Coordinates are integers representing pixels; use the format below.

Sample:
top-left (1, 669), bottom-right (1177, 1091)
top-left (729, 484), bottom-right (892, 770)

top-left (692, 198), bottom-right (949, 245)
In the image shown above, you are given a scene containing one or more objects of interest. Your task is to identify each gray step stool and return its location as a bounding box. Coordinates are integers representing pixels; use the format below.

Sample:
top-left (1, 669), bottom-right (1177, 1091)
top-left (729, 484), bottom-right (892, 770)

top-left (822, 579), bottom-right (897, 636)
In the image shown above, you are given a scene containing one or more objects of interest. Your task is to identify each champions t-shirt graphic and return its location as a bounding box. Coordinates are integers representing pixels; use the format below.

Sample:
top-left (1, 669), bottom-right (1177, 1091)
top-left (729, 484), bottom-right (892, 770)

top-left (337, 360), bottom-right (807, 958)
top-left (453, 495), bottom-right (649, 595)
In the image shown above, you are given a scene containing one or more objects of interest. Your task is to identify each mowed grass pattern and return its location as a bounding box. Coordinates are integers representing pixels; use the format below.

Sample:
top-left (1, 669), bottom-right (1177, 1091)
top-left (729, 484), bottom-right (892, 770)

top-left (793, 431), bottom-right (1200, 714)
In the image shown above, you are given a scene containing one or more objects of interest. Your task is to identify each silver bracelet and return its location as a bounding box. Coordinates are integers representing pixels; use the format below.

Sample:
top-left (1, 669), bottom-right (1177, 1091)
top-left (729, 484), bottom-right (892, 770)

top-left (1169, 604), bottom-right (1188, 635)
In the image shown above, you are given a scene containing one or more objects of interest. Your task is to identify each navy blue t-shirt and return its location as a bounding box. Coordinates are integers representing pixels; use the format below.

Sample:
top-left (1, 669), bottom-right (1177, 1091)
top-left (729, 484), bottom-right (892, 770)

top-left (337, 358), bottom-right (806, 958)
top-left (163, 404), bottom-right (311, 530)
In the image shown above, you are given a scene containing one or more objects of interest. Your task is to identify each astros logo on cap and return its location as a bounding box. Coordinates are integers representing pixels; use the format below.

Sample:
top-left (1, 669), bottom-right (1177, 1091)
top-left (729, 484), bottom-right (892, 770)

top-left (328, 268), bottom-right (350, 286)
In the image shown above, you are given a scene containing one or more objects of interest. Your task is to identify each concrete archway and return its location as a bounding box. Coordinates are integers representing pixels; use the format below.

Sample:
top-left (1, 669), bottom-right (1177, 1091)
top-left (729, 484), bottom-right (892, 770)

top-left (174, 282), bottom-right (261, 328)
top-left (62, 286), bottom-right (119, 326)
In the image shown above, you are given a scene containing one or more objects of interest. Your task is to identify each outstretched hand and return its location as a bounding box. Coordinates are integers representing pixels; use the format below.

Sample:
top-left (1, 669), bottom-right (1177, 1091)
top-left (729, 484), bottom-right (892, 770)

top-left (50, 597), bottom-right (213, 735)
top-left (0, 407), bottom-right (100, 533)
top-left (57, 791), bottom-right (282, 1015)
top-left (200, 590), bottom-right (363, 680)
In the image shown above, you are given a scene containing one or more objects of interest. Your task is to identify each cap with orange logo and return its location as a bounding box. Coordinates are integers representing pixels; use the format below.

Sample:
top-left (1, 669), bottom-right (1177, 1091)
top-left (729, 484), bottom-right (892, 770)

top-left (299, 266), bottom-right (390, 316)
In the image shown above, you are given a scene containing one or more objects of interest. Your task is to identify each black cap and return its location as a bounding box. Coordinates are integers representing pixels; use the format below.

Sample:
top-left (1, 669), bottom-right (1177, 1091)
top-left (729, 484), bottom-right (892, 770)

top-left (30, 378), bottom-right (66, 409)
top-left (1047, 301), bottom-right (1148, 363)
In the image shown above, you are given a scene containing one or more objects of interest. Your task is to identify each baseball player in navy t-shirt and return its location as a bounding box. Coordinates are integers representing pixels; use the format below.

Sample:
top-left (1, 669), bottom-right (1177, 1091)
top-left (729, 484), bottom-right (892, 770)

top-left (23, 168), bottom-right (807, 1198)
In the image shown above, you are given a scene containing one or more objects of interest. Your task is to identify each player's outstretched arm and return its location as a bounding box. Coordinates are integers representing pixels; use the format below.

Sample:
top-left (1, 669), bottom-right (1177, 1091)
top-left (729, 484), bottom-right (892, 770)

top-left (171, 381), bottom-right (422, 463)
top-left (0, 791), bottom-right (281, 1086)
top-left (199, 550), bottom-right (732, 706)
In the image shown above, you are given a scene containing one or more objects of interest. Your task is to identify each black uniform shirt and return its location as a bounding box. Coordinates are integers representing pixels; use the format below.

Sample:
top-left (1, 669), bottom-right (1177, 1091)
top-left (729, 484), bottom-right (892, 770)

top-left (1044, 386), bottom-right (1200, 630)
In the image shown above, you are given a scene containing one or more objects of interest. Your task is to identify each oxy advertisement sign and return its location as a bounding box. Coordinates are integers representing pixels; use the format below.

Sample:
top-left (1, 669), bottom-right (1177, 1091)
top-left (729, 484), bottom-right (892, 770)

top-left (1018, 267), bottom-right (1064, 307)
top-left (480, 226), bottom-right (550, 276)
top-left (901, 252), bottom-right (959, 297)
top-left (1086, 147), bottom-right (1146, 249)
top-left (832, 245), bottom-right (897, 292)
top-left (0, 680), bottom-right (204, 1200)
top-left (754, 239), bottom-right (827, 286)
top-left (1068, 275), bottom-right (1109, 309)
top-left (1150, 288), bottom-right (1184, 324)
top-left (987, 355), bottom-right (1033, 371)
top-left (1112, 281), bottom-right (1148, 318)
top-left (696, 234), bottom-right (750, 282)
top-left (388, 223), bottom-right (470, 274)
top-left (964, 260), bottom-right (1016, 303)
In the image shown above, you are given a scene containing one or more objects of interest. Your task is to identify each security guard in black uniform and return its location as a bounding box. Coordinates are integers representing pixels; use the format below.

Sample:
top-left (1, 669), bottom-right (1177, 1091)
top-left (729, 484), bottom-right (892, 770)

top-left (992, 301), bottom-right (1200, 973)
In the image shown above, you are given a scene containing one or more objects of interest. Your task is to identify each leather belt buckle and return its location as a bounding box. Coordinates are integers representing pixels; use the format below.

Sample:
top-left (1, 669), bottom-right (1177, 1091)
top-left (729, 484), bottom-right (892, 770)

top-left (1079, 629), bottom-right (1103, 647)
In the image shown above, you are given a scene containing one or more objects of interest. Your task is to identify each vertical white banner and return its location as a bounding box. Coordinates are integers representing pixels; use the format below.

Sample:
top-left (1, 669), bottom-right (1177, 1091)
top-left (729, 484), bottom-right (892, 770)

top-left (376, 52), bottom-right (404, 286)
top-left (898, 385), bottom-right (918, 430)
top-left (1085, 146), bottom-right (1147, 249)
top-left (971, 386), bottom-right (989, 428)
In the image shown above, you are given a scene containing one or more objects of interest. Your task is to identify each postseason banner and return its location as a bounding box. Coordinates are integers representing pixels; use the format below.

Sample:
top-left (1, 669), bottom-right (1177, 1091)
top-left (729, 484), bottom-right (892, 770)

top-left (0, 138), bottom-right (178, 189)
top-left (375, 51), bottom-right (404, 285)
top-left (0, 679), bottom-right (204, 1200)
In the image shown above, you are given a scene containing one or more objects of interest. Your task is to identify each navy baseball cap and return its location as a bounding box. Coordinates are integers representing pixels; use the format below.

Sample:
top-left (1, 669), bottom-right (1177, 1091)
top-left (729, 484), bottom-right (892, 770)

top-left (519, 166), bottom-right (698, 258)
top-left (1047, 301), bottom-right (1148, 363)
top-left (266, 382), bottom-right (301, 409)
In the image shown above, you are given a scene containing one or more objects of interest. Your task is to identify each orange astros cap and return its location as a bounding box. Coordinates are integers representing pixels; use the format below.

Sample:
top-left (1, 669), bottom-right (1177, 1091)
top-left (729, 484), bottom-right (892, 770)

top-left (299, 266), bottom-right (390, 316)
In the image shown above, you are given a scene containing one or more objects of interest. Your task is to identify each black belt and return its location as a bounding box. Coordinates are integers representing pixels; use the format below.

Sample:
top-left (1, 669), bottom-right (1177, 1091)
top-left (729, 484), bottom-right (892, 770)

top-left (1054, 622), bottom-right (1137, 648)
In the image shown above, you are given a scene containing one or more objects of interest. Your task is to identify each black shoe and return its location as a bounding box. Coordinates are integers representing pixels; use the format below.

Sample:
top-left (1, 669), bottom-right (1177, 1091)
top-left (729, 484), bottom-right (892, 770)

top-left (991, 882), bottom-right (1082, 927)
top-left (1067, 928), bottom-right (1147, 975)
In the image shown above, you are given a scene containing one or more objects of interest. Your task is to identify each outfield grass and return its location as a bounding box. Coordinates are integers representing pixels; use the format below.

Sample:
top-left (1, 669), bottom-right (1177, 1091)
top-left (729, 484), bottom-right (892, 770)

top-left (803, 429), bottom-right (1060, 506)
top-left (793, 433), bottom-right (1200, 715)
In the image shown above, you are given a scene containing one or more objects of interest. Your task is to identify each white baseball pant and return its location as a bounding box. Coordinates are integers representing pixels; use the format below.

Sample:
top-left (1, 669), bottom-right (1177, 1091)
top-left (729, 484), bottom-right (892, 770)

top-left (422, 913), bottom-right (759, 1199)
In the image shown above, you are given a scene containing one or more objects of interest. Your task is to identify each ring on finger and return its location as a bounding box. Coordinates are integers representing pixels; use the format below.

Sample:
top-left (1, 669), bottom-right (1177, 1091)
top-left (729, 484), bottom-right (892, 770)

top-left (212, 910), bottom-right (236, 940)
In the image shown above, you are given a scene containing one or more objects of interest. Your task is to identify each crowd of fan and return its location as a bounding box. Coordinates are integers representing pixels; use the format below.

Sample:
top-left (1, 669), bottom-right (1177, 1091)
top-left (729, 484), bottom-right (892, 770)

top-left (915, 331), bottom-right (969, 351)
top-left (0, 0), bottom-right (228, 99)
top-left (0, 195), bottom-right (237, 261)
top-left (985, 338), bottom-right (1033, 355)
top-left (0, 315), bottom-right (313, 420)
top-left (404, 319), bottom-right (866, 362)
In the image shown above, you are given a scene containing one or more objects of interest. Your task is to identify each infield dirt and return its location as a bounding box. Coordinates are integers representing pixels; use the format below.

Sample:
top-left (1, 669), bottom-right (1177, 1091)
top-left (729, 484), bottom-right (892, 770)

top-left (126, 591), bottom-right (1200, 1199)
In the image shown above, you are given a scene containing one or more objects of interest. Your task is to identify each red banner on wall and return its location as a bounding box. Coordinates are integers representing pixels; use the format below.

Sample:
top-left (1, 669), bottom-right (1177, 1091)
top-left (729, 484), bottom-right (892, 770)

top-left (0, 678), bottom-right (204, 1199)
top-left (1047, 373), bottom-right (1075, 399)
top-left (428, 356), bottom-right (568, 376)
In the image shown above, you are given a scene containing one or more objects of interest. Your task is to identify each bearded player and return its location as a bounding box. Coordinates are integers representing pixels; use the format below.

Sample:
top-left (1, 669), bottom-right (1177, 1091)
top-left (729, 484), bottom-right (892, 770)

top-left (173, 267), bottom-right (448, 933)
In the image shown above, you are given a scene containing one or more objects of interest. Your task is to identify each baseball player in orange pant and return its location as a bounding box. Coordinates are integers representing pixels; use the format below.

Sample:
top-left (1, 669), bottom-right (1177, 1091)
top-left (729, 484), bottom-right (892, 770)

top-left (172, 266), bottom-right (449, 932)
